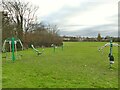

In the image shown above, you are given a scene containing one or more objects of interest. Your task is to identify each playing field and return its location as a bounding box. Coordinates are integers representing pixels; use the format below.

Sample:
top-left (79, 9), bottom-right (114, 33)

top-left (2, 42), bottom-right (118, 88)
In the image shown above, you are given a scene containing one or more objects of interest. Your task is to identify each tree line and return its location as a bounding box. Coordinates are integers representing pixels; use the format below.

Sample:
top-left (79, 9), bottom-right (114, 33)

top-left (2, 0), bottom-right (63, 49)
top-left (62, 33), bottom-right (119, 42)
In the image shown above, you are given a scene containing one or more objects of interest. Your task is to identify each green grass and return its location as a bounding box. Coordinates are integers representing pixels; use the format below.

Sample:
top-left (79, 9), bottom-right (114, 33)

top-left (2, 42), bottom-right (118, 88)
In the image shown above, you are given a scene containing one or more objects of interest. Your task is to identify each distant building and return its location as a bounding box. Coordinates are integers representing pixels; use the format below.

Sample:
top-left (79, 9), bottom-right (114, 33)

top-left (63, 37), bottom-right (70, 41)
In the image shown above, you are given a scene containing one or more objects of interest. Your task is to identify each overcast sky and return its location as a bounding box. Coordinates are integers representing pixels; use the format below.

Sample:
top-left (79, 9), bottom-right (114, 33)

top-left (15, 0), bottom-right (120, 37)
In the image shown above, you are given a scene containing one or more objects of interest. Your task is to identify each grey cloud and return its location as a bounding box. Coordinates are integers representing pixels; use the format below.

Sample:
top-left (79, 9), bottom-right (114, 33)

top-left (59, 23), bottom-right (118, 37)
top-left (106, 14), bottom-right (117, 23)
top-left (40, 1), bottom-right (117, 37)
top-left (42, 1), bottom-right (105, 24)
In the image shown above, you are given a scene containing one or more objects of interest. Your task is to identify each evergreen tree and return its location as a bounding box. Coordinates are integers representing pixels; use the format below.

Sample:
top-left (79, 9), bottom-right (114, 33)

top-left (97, 33), bottom-right (102, 41)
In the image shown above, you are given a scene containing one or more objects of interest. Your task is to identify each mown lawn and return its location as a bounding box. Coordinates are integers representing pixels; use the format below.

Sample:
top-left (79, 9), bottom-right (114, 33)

top-left (2, 42), bottom-right (118, 88)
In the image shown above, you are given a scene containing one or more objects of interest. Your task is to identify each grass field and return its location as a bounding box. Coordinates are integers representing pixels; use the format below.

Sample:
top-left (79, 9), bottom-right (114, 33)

top-left (2, 42), bottom-right (118, 88)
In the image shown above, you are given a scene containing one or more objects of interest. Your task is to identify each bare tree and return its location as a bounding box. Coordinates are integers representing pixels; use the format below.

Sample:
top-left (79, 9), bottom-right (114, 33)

top-left (2, 11), bottom-right (14, 41)
top-left (2, 0), bottom-right (39, 40)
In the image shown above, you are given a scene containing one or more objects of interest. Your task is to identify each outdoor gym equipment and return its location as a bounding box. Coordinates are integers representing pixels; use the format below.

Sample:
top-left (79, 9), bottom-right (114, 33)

top-left (2, 37), bottom-right (23, 61)
top-left (99, 37), bottom-right (119, 68)
top-left (51, 43), bottom-right (64, 52)
top-left (31, 45), bottom-right (44, 55)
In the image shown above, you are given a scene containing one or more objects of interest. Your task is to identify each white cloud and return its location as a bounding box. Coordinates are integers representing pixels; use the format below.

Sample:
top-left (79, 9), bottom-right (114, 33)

top-left (25, 0), bottom-right (83, 17)
top-left (25, 0), bottom-right (118, 36)
top-left (61, 1), bottom-right (117, 25)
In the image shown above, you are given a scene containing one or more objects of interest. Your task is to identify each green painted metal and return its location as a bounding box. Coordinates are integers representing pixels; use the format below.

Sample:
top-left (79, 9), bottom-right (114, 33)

top-left (6, 37), bottom-right (19, 41)
top-left (53, 44), bottom-right (64, 52)
top-left (11, 37), bottom-right (15, 61)
top-left (3, 37), bottom-right (23, 61)
top-left (110, 37), bottom-right (112, 56)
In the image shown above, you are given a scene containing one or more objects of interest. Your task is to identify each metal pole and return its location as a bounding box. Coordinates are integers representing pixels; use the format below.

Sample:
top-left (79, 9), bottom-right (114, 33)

top-left (110, 37), bottom-right (112, 56)
top-left (109, 37), bottom-right (114, 68)
top-left (15, 41), bottom-right (17, 59)
top-left (11, 37), bottom-right (15, 61)
top-left (9, 41), bottom-right (12, 59)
